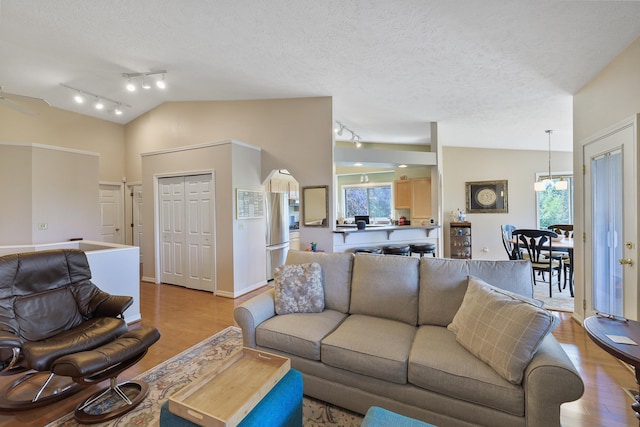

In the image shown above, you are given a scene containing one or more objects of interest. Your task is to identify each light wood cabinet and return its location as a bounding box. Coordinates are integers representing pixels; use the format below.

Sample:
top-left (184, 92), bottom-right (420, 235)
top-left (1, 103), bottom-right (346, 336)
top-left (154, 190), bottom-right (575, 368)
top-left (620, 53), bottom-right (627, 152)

top-left (394, 180), bottom-right (412, 209)
top-left (411, 178), bottom-right (432, 219)
top-left (394, 177), bottom-right (432, 220)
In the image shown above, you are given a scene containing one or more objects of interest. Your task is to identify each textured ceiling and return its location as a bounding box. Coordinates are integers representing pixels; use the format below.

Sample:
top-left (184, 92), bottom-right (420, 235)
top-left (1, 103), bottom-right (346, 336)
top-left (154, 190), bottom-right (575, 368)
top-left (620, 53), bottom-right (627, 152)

top-left (1, 1), bottom-right (640, 151)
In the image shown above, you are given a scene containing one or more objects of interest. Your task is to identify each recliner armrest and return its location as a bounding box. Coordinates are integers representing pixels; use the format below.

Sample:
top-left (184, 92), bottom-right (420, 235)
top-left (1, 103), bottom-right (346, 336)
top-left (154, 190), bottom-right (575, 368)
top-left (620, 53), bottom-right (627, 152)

top-left (93, 295), bottom-right (134, 318)
top-left (0, 330), bottom-right (22, 349)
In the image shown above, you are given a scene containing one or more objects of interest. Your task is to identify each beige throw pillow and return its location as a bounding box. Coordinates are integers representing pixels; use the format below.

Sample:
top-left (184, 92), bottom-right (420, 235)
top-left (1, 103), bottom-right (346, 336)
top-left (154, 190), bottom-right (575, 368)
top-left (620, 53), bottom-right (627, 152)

top-left (448, 277), bottom-right (558, 384)
top-left (274, 262), bottom-right (324, 315)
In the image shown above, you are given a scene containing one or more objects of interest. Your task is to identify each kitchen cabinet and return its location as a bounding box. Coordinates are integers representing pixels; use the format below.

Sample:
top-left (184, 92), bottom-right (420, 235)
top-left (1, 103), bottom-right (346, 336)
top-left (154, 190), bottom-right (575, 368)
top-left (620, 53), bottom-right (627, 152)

top-left (394, 180), bottom-right (412, 209)
top-left (394, 177), bottom-right (432, 220)
top-left (411, 177), bottom-right (432, 219)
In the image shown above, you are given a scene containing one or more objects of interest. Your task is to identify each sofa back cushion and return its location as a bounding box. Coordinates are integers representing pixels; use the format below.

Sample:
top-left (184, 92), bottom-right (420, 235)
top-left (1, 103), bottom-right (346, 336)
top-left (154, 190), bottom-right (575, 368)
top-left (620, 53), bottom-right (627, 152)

top-left (285, 250), bottom-right (353, 313)
top-left (419, 258), bottom-right (534, 326)
top-left (350, 254), bottom-right (419, 325)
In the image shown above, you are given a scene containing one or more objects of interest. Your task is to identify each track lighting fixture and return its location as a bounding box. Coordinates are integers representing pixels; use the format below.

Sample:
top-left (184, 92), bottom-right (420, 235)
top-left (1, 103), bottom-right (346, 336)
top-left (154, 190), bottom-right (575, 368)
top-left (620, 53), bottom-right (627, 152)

top-left (335, 121), bottom-right (363, 148)
top-left (122, 70), bottom-right (167, 92)
top-left (60, 83), bottom-right (131, 116)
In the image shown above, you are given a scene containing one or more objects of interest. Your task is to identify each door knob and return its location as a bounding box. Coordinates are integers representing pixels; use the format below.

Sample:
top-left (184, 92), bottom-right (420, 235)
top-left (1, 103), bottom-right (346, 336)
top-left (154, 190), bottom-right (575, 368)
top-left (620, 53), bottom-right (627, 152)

top-left (619, 258), bottom-right (634, 266)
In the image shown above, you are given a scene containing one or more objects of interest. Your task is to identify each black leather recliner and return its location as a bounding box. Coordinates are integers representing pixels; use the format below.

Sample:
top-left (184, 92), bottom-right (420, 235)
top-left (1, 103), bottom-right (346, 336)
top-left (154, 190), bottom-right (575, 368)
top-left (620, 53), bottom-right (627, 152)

top-left (0, 249), bottom-right (160, 423)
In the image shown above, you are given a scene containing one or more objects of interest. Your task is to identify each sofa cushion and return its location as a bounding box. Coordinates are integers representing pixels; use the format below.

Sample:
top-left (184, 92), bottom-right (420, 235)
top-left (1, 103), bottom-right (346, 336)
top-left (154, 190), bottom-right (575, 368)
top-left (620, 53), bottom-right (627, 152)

top-left (321, 314), bottom-right (416, 384)
top-left (408, 325), bottom-right (524, 416)
top-left (447, 277), bottom-right (558, 384)
top-left (418, 258), bottom-right (534, 326)
top-left (286, 251), bottom-right (353, 313)
top-left (274, 262), bottom-right (324, 315)
top-left (350, 254), bottom-right (419, 325)
top-left (256, 309), bottom-right (347, 360)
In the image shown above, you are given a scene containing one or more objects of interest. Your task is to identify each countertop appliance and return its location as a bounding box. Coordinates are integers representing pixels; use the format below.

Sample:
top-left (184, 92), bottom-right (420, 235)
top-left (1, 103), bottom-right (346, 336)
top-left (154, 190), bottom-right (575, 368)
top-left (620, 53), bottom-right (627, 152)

top-left (266, 192), bottom-right (289, 281)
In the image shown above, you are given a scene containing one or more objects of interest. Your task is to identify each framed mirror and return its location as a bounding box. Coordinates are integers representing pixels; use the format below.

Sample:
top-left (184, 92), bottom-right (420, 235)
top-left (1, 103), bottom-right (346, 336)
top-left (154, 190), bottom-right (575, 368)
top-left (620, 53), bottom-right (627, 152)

top-left (302, 185), bottom-right (328, 227)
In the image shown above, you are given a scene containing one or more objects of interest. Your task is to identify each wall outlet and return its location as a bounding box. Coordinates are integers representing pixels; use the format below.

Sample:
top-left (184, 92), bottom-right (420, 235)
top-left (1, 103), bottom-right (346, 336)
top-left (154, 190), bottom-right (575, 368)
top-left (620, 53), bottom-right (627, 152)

top-left (482, 246), bottom-right (489, 252)
top-left (38, 222), bottom-right (48, 230)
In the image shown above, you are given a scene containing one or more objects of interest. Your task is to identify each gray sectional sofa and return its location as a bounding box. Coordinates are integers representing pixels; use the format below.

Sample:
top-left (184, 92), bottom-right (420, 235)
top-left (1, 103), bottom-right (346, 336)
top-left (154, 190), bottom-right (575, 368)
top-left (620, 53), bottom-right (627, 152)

top-left (234, 251), bottom-right (584, 427)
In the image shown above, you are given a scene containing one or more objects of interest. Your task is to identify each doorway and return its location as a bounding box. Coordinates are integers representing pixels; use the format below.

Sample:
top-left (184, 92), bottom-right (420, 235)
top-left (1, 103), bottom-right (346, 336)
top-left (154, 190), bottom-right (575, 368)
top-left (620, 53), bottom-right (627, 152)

top-left (583, 117), bottom-right (638, 319)
top-left (158, 174), bottom-right (215, 292)
top-left (99, 183), bottom-right (125, 244)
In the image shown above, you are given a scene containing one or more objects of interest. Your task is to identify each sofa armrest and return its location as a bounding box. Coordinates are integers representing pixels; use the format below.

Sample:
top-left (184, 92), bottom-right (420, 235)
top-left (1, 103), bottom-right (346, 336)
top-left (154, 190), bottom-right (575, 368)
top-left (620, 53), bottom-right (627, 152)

top-left (234, 288), bottom-right (276, 348)
top-left (522, 334), bottom-right (584, 427)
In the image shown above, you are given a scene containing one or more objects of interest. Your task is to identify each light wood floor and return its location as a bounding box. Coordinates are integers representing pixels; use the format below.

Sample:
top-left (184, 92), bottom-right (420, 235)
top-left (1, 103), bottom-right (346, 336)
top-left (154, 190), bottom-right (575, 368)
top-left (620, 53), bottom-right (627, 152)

top-left (1, 281), bottom-right (638, 427)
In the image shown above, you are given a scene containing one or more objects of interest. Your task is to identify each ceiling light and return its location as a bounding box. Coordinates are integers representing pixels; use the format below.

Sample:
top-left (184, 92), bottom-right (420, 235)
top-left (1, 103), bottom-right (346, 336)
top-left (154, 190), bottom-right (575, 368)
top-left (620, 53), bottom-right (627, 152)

top-left (335, 121), bottom-right (363, 148)
top-left (156, 74), bottom-right (166, 89)
top-left (60, 83), bottom-right (131, 116)
top-left (122, 70), bottom-right (168, 92)
top-left (534, 130), bottom-right (567, 192)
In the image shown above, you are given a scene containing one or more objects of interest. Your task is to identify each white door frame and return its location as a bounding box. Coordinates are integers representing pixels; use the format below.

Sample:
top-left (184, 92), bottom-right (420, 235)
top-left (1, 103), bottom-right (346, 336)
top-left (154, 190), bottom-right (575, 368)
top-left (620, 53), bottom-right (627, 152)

top-left (99, 182), bottom-right (125, 244)
top-left (582, 115), bottom-right (638, 320)
top-left (153, 170), bottom-right (217, 293)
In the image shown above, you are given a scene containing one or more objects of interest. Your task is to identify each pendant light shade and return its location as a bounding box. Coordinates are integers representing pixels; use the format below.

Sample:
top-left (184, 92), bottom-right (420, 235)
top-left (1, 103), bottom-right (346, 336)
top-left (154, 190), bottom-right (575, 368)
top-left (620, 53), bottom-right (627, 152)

top-left (534, 130), bottom-right (567, 192)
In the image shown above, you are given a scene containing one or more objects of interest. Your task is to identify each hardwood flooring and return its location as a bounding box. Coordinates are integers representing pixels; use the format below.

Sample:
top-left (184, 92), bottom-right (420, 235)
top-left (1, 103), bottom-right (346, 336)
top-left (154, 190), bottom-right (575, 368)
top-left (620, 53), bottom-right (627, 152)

top-left (0, 281), bottom-right (638, 426)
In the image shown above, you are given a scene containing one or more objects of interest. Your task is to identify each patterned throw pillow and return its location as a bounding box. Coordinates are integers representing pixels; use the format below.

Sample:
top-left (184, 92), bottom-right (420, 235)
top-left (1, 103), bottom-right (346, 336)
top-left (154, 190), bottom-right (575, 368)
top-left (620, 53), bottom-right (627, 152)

top-left (448, 277), bottom-right (558, 384)
top-left (274, 262), bottom-right (324, 315)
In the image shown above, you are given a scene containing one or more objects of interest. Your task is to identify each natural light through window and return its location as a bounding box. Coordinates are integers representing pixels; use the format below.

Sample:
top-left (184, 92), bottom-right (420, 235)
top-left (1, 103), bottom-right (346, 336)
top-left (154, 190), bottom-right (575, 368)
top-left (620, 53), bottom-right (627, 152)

top-left (536, 174), bottom-right (574, 229)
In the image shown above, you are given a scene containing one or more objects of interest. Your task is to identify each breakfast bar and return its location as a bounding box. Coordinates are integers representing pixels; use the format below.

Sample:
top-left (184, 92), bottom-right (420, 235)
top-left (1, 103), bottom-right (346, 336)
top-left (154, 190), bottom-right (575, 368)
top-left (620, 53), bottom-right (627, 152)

top-left (333, 224), bottom-right (440, 253)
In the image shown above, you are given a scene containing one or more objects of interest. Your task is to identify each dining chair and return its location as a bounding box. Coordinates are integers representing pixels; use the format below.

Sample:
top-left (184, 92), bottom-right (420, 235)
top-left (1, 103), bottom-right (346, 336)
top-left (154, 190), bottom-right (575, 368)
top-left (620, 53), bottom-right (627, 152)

top-left (547, 224), bottom-right (574, 295)
top-left (513, 229), bottom-right (562, 298)
top-left (500, 224), bottom-right (519, 260)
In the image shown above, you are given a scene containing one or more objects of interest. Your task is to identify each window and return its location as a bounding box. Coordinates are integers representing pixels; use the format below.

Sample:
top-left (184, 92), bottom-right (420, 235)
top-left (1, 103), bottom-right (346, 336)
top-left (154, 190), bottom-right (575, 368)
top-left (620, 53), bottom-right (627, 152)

top-left (343, 184), bottom-right (392, 220)
top-left (536, 174), bottom-right (573, 229)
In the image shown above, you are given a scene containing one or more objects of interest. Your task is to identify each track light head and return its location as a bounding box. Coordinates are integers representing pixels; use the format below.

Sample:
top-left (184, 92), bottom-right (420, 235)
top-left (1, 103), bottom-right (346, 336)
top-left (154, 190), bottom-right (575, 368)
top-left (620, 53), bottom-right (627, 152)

top-left (126, 79), bottom-right (136, 92)
top-left (74, 94), bottom-right (84, 104)
top-left (156, 74), bottom-right (166, 89)
top-left (95, 99), bottom-right (104, 110)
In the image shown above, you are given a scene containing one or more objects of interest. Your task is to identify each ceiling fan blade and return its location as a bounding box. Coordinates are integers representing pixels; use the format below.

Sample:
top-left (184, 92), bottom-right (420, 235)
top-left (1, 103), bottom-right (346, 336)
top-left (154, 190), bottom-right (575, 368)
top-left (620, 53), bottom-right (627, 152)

top-left (0, 98), bottom-right (38, 116)
top-left (3, 91), bottom-right (50, 106)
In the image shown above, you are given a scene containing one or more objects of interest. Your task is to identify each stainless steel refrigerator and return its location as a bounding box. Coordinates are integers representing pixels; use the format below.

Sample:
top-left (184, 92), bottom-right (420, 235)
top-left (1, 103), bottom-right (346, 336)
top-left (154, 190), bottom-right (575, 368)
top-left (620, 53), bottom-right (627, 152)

top-left (265, 192), bottom-right (289, 281)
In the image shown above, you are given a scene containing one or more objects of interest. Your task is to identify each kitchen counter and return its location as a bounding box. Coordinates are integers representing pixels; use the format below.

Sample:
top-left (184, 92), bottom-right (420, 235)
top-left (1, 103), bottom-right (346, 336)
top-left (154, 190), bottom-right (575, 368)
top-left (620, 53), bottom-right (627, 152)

top-left (333, 224), bottom-right (440, 243)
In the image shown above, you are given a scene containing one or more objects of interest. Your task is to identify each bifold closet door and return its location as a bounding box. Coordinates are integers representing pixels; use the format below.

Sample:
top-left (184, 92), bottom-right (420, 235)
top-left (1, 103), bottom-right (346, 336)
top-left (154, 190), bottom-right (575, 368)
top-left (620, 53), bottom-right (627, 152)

top-left (159, 174), bottom-right (214, 292)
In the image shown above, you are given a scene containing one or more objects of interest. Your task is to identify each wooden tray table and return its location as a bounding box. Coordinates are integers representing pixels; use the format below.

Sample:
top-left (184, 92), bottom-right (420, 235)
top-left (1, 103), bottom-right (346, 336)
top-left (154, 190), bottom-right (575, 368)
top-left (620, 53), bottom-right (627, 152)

top-left (168, 347), bottom-right (290, 427)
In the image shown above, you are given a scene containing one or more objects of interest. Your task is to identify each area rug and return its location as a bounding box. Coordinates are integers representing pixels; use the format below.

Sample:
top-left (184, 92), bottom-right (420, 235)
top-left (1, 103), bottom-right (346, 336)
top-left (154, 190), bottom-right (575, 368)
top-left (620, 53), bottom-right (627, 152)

top-left (533, 279), bottom-right (575, 312)
top-left (46, 326), bottom-right (362, 427)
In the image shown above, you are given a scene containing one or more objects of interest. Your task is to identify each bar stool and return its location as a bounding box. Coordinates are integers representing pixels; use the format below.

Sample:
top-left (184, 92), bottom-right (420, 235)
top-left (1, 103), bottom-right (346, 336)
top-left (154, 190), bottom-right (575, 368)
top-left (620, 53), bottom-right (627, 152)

top-left (354, 247), bottom-right (382, 254)
top-left (382, 244), bottom-right (410, 256)
top-left (409, 243), bottom-right (436, 258)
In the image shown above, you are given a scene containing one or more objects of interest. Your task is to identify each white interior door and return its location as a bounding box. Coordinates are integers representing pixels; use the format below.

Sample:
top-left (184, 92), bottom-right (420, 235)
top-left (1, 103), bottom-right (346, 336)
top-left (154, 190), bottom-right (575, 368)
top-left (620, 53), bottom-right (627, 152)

top-left (99, 184), bottom-right (124, 244)
top-left (159, 174), bottom-right (215, 291)
top-left (583, 117), bottom-right (638, 319)
top-left (132, 185), bottom-right (143, 262)
top-left (185, 175), bottom-right (215, 291)
top-left (160, 177), bottom-right (186, 286)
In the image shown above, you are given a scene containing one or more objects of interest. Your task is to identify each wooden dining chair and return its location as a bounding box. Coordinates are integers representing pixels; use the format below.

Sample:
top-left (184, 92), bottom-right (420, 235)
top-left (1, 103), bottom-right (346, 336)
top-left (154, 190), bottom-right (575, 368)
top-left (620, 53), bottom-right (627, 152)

top-left (547, 224), bottom-right (574, 295)
top-left (513, 229), bottom-right (562, 298)
top-left (500, 224), bottom-right (519, 260)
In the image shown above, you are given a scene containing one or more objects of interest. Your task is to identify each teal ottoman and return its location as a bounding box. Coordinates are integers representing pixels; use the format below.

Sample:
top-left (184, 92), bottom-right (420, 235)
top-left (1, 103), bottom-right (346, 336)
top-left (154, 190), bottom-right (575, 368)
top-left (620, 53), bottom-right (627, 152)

top-left (361, 406), bottom-right (437, 427)
top-left (160, 369), bottom-right (302, 427)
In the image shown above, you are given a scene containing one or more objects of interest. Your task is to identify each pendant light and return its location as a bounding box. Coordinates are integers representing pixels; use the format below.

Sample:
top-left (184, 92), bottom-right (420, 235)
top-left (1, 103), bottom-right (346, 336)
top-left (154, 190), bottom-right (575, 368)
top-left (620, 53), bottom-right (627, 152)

top-left (534, 130), bottom-right (567, 191)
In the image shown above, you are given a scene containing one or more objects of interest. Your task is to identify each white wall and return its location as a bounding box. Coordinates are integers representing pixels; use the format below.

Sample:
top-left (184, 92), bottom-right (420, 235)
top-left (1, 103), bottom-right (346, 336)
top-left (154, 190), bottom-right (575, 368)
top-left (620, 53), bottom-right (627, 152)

top-left (0, 143), bottom-right (100, 245)
top-left (441, 146), bottom-right (573, 260)
top-left (573, 35), bottom-right (640, 321)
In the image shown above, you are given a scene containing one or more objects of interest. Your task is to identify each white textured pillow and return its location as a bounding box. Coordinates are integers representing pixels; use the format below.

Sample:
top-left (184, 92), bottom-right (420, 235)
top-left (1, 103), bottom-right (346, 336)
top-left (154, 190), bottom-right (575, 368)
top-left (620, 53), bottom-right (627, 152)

top-left (448, 277), bottom-right (558, 384)
top-left (274, 262), bottom-right (324, 315)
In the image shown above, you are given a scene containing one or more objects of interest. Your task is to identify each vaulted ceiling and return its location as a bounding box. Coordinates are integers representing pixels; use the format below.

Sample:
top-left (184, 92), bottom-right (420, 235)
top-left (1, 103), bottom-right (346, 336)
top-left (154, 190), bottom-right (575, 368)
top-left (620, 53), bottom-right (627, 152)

top-left (2, 1), bottom-right (640, 151)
